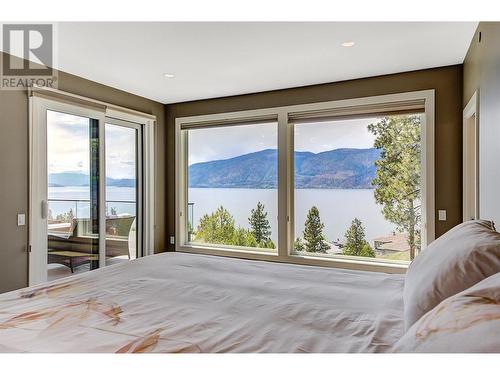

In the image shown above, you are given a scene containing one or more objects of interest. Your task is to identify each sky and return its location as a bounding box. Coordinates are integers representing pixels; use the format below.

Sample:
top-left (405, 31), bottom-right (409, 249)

top-left (105, 124), bottom-right (137, 180)
top-left (47, 111), bottom-right (90, 175)
top-left (47, 111), bottom-right (379, 175)
top-left (47, 110), bottom-right (136, 180)
top-left (188, 117), bottom-right (380, 165)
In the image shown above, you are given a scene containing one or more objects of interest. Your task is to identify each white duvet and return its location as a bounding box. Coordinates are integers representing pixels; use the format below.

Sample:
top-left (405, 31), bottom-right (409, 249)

top-left (0, 252), bottom-right (405, 353)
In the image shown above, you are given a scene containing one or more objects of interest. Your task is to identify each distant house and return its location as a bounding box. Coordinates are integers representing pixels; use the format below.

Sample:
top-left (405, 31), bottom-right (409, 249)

top-left (373, 232), bottom-right (410, 256)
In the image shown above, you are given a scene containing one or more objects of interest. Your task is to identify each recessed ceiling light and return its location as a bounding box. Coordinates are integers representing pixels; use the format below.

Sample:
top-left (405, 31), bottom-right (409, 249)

top-left (164, 73), bottom-right (175, 78)
top-left (341, 41), bottom-right (355, 47)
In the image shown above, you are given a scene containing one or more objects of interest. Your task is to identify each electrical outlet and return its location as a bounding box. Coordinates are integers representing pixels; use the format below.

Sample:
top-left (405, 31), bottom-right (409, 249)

top-left (438, 210), bottom-right (447, 221)
top-left (170, 236), bottom-right (175, 245)
top-left (17, 213), bottom-right (26, 226)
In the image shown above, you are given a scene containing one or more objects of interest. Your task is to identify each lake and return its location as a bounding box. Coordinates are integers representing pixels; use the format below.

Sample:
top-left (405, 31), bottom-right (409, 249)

top-left (189, 188), bottom-right (396, 244)
top-left (49, 186), bottom-right (397, 244)
top-left (48, 186), bottom-right (137, 218)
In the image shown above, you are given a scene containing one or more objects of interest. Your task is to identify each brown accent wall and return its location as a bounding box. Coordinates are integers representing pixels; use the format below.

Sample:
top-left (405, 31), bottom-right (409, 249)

top-left (0, 52), bottom-right (166, 293)
top-left (463, 22), bottom-right (500, 224)
top-left (165, 65), bottom-right (464, 251)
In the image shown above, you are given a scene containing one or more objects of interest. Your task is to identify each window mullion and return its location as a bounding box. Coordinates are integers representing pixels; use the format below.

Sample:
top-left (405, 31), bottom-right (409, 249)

top-left (277, 110), bottom-right (290, 260)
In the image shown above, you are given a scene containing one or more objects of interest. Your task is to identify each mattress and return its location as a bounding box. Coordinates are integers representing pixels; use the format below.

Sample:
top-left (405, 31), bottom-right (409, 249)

top-left (0, 252), bottom-right (405, 353)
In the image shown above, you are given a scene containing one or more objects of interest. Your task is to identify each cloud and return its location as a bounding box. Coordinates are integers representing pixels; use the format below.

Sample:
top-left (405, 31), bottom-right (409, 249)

top-left (188, 122), bottom-right (277, 165)
top-left (47, 111), bottom-right (90, 174)
top-left (294, 117), bottom-right (379, 152)
top-left (47, 112), bottom-right (137, 180)
top-left (105, 124), bottom-right (136, 179)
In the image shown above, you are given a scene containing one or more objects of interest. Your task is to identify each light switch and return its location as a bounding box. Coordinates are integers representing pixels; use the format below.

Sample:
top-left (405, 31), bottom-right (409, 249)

top-left (438, 210), bottom-right (447, 221)
top-left (17, 213), bottom-right (26, 226)
top-left (170, 236), bottom-right (175, 245)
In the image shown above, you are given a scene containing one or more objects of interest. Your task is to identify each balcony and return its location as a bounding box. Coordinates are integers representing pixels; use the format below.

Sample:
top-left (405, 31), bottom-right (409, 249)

top-left (47, 199), bottom-right (137, 281)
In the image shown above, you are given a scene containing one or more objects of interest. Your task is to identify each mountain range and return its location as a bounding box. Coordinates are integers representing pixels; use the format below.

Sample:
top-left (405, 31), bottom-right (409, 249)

top-left (49, 148), bottom-right (381, 189)
top-left (48, 172), bottom-right (135, 188)
top-left (188, 148), bottom-right (381, 189)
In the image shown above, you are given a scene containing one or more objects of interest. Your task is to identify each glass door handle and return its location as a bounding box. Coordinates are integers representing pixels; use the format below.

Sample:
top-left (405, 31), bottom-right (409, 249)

top-left (41, 200), bottom-right (48, 219)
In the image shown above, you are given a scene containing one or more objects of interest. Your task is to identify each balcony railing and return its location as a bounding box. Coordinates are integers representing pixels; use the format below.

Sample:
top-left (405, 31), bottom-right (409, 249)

top-left (47, 199), bottom-right (138, 273)
top-left (48, 198), bottom-right (137, 241)
top-left (48, 198), bottom-right (136, 220)
top-left (187, 202), bottom-right (194, 241)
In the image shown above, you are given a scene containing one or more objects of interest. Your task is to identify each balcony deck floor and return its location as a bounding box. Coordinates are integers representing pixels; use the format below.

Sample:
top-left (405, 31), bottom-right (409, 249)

top-left (47, 256), bottom-right (130, 282)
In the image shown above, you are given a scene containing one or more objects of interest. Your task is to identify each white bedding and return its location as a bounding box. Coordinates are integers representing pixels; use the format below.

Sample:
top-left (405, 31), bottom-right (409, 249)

top-left (0, 252), bottom-right (405, 353)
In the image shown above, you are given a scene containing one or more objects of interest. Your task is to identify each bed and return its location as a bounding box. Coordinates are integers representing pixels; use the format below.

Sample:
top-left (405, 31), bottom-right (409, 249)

top-left (0, 252), bottom-right (405, 353)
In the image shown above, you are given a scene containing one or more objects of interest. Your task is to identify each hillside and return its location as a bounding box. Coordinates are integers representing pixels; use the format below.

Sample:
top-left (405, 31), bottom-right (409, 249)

top-left (48, 172), bottom-right (135, 188)
top-left (188, 148), bottom-right (380, 189)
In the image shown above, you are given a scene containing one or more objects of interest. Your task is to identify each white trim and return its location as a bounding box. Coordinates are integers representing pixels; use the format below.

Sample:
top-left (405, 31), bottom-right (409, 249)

top-left (98, 111), bottom-right (106, 269)
top-left (277, 110), bottom-right (289, 260)
top-left (175, 90), bottom-right (435, 272)
top-left (143, 118), bottom-right (156, 256)
top-left (30, 86), bottom-right (157, 121)
top-left (178, 244), bottom-right (407, 274)
top-left (464, 91), bottom-right (479, 119)
top-left (421, 90), bottom-right (436, 248)
top-left (463, 91), bottom-right (479, 221)
top-left (28, 96), bottom-right (47, 285)
top-left (178, 91), bottom-right (432, 127)
top-left (175, 123), bottom-right (188, 248)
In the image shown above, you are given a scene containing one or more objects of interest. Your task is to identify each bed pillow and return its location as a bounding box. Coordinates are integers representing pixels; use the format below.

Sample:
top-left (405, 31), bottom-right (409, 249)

top-left (404, 219), bottom-right (500, 330)
top-left (394, 272), bottom-right (500, 352)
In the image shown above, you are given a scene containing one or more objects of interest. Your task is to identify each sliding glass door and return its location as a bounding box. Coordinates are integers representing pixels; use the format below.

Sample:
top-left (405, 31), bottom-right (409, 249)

top-left (30, 97), bottom-right (145, 285)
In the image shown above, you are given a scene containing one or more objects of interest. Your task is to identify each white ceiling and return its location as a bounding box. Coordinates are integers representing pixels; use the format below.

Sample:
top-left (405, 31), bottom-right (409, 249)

top-left (49, 23), bottom-right (477, 103)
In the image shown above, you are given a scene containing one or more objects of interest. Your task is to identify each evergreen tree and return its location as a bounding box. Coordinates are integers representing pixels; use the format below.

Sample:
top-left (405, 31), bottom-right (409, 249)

top-left (303, 206), bottom-right (330, 253)
top-left (367, 115), bottom-right (421, 259)
top-left (264, 239), bottom-right (276, 249)
top-left (195, 206), bottom-right (236, 244)
top-left (194, 205), bottom-right (270, 249)
top-left (294, 237), bottom-right (305, 252)
top-left (232, 227), bottom-right (258, 248)
top-left (248, 201), bottom-right (272, 245)
top-left (360, 243), bottom-right (375, 258)
top-left (342, 218), bottom-right (375, 258)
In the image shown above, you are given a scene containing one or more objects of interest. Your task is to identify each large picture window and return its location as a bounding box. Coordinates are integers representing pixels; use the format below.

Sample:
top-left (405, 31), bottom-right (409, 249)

top-left (184, 121), bottom-right (278, 252)
top-left (176, 91), bottom-right (434, 272)
top-left (292, 114), bottom-right (422, 262)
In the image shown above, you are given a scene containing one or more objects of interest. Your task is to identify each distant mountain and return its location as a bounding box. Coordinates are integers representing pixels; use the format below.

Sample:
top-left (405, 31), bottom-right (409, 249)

top-left (188, 148), bottom-right (381, 189)
top-left (295, 148), bottom-right (381, 189)
top-left (49, 172), bottom-right (89, 187)
top-left (48, 172), bottom-right (135, 188)
top-left (106, 178), bottom-right (136, 187)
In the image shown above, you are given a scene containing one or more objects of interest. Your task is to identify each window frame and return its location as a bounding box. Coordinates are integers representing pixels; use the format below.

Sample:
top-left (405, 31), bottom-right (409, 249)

top-left (175, 90), bottom-right (435, 274)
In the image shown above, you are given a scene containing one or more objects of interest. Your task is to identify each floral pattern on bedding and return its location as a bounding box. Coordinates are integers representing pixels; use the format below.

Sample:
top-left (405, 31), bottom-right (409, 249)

top-left (0, 299), bottom-right (122, 330)
top-left (416, 293), bottom-right (500, 340)
top-left (19, 281), bottom-right (75, 299)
